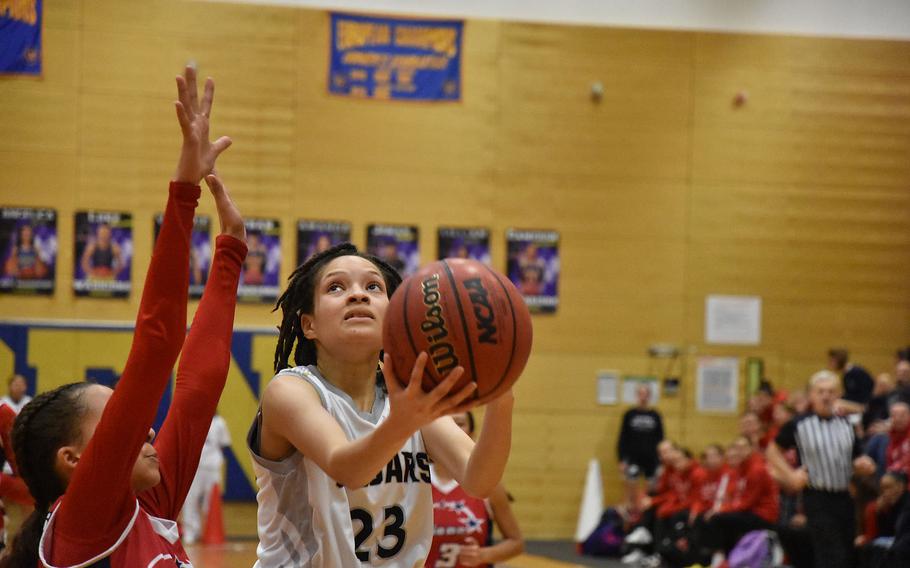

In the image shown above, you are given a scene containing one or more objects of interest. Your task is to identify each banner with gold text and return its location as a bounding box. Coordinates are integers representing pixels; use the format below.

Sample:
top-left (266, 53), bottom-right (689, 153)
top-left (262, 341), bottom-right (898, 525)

top-left (329, 12), bottom-right (462, 101)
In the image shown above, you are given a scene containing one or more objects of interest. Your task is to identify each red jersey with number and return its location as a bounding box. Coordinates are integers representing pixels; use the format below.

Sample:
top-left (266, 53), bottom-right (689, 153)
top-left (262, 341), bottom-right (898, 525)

top-left (425, 479), bottom-right (490, 568)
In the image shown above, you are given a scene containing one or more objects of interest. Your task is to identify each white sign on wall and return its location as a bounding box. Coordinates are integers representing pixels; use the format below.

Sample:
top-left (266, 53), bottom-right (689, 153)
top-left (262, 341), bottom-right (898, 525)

top-left (696, 357), bottom-right (739, 413)
top-left (705, 295), bottom-right (762, 345)
top-left (596, 370), bottom-right (619, 405)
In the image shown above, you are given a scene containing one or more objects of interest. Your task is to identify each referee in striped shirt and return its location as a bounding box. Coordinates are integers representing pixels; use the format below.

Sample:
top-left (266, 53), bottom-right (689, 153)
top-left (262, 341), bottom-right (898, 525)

top-left (767, 370), bottom-right (876, 568)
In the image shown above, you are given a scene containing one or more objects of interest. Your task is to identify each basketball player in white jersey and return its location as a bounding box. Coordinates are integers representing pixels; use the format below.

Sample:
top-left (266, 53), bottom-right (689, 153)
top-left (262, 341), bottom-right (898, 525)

top-left (248, 245), bottom-right (515, 567)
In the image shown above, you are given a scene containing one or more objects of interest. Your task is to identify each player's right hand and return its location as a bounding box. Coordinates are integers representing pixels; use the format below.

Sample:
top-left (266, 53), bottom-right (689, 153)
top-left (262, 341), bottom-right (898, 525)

top-left (384, 352), bottom-right (477, 434)
top-left (173, 65), bottom-right (232, 184)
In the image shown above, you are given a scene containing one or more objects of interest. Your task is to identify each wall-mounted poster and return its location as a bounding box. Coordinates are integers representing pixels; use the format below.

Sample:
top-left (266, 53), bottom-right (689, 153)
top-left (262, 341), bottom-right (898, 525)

top-left (154, 214), bottom-right (211, 299)
top-left (239, 218), bottom-right (281, 303)
top-left (0, 207), bottom-right (56, 295)
top-left (506, 229), bottom-right (559, 313)
top-left (296, 220), bottom-right (351, 266)
top-left (74, 211), bottom-right (132, 298)
top-left (366, 224), bottom-right (419, 277)
top-left (437, 227), bottom-right (490, 264)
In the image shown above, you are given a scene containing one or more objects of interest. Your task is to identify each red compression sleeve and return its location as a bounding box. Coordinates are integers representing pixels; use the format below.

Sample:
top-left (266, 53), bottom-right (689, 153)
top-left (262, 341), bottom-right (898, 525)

top-left (141, 235), bottom-right (246, 519)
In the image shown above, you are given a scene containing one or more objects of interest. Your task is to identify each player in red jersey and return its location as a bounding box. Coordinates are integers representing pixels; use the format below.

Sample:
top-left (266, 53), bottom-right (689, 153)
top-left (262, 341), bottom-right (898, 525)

top-left (425, 411), bottom-right (524, 567)
top-left (0, 65), bottom-right (247, 568)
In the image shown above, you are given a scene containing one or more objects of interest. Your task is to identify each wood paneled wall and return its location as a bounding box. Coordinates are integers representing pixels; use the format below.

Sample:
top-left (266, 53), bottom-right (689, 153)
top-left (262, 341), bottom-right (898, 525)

top-left (1, 1), bottom-right (909, 538)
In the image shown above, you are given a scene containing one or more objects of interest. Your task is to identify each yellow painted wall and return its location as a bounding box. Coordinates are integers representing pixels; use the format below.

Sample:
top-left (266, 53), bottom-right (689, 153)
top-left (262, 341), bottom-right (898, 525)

top-left (1, 1), bottom-right (909, 538)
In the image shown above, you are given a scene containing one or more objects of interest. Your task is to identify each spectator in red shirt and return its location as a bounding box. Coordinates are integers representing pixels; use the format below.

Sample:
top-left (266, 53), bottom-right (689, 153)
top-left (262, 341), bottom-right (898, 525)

top-left (690, 444), bottom-right (727, 523)
top-left (740, 411), bottom-right (766, 451)
top-left (748, 381), bottom-right (778, 430)
top-left (887, 402), bottom-right (910, 475)
top-left (656, 448), bottom-right (705, 521)
top-left (639, 439), bottom-right (679, 514)
top-left (651, 448), bottom-right (706, 567)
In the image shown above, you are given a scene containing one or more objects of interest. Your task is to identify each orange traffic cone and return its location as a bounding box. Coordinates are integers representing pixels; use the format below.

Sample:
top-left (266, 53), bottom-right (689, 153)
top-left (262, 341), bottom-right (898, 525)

top-left (201, 483), bottom-right (225, 545)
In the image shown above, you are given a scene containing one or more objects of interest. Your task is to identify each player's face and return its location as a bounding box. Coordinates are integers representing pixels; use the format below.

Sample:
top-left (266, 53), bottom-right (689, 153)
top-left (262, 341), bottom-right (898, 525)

top-left (19, 225), bottom-right (33, 244)
top-left (79, 384), bottom-right (161, 492)
top-left (452, 412), bottom-right (473, 437)
top-left (97, 225), bottom-right (112, 247)
top-left (636, 385), bottom-right (650, 406)
top-left (304, 256), bottom-right (389, 353)
top-left (8, 376), bottom-right (27, 401)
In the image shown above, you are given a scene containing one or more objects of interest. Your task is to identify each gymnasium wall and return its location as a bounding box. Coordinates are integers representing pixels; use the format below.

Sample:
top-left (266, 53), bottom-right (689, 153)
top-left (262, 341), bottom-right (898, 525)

top-left (1, 0), bottom-right (909, 538)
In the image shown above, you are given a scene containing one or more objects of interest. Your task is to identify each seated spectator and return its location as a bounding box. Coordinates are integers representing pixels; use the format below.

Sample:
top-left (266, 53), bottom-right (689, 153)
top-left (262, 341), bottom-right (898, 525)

top-left (691, 445), bottom-right (728, 522)
top-left (748, 381), bottom-right (778, 429)
top-left (884, 472), bottom-right (910, 566)
top-left (896, 359), bottom-right (910, 405)
top-left (740, 411), bottom-right (766, 450)
top-left (856, 472), bottom-right (908, 568)
top-left (863, 373), bottom-right (896, 436)
top-left (653, 448), bottom-right (706, 567)
top-left (765, 401), bottom-right (796, 453)
top-left (621, 440), bottom-right (678, 564)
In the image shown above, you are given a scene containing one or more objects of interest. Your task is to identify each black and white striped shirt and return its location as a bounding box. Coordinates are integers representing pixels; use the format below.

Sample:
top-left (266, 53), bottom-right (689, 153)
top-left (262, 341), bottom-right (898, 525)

top-left (775, 413), bottom-right (861, 492)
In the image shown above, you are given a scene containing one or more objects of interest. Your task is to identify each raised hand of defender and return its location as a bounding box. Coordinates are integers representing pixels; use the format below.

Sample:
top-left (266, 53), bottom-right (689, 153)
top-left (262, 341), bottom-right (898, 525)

top-left (384, 352), bottom-right (477, 434)
top-left (204, 173), bottom-right (246, 241)
top-left (174, 65), bottom-right (232, 184)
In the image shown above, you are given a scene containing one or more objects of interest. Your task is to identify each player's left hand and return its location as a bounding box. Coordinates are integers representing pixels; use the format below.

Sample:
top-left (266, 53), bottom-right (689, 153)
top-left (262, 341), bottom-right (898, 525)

top-left (205, 173), bottom-right (246, 241)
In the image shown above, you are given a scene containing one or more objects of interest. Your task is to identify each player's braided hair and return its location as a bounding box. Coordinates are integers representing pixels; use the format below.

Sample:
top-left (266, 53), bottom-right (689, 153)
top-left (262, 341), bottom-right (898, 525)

top-left (1, 382), bottom-right (92, 568)
top-left (273, 242), bottom-right (402, 373)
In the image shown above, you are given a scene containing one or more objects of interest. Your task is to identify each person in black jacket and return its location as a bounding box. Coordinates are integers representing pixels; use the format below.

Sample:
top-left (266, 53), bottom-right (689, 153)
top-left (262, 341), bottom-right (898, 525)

top-left (618, 383), bottom-right (664, 511)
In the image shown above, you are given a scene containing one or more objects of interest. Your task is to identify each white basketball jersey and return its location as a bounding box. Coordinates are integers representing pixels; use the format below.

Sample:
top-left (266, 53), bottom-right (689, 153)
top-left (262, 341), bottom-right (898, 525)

top-left (248, 365), bottom-right (433, 567)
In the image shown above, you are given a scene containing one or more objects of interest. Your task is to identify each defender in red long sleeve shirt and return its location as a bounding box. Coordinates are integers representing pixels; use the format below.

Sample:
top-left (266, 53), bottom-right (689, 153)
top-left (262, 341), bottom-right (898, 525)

top-left (1, 66), bottom-right (245, 568)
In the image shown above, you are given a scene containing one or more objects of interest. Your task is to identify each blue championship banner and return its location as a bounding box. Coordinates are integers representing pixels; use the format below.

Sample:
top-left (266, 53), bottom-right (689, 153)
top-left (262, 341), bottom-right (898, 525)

top-left (329, 12), bottom-right (463, 101)
top-left (0, 0), bottom-right (41, 75)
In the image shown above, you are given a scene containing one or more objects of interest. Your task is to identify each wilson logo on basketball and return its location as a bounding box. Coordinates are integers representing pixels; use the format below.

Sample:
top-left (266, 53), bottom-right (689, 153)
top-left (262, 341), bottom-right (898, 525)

top-left (420, 273), bottom-right (459, 375)
top-left (463, 277), bottom-right (497, 344)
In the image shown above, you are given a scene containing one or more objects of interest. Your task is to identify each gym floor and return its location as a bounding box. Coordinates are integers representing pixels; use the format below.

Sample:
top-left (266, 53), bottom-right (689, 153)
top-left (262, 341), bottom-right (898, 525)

top-left (184, 503), bottom-right (623, 567)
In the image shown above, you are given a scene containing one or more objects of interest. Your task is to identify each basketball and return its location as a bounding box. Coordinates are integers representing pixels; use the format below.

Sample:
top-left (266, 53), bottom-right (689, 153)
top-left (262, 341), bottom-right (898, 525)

top-left (382, 258), bottom-right (533, 404)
